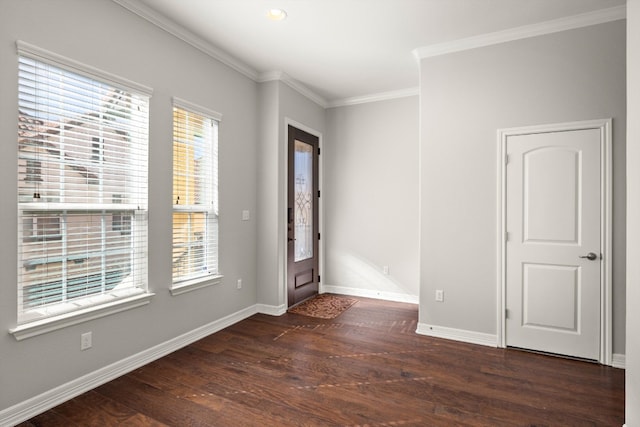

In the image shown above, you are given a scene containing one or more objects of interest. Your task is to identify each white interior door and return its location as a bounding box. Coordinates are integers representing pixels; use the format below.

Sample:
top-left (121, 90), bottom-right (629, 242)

top-left (505, 128), bottom-right (601, 360)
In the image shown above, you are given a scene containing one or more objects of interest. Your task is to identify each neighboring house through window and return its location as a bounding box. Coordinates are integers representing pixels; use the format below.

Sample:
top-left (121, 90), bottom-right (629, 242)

top-left (171, 99), bottom-right (220, 291)
top-left (25, 159), bottom-right (43, 182)
top-left (16, 42), bottom-right (151, 326)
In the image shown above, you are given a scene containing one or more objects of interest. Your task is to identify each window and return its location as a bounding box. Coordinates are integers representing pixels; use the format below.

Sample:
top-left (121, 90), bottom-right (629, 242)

top-left (25, 159), bottom-right (43, 182)
top-left (172, 99), bottom-right (220, 289)
top-left (112, 213), bottom-right (132, 235)
top-left (22, 214), bottom-right (61, 244)
top-left (16, 43), bottom-right (151, 325)
top-left (111, 194), bottom-right (131, 235)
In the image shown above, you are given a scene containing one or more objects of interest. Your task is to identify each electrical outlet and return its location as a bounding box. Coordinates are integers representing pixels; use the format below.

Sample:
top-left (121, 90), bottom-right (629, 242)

top-left (435, 290), bottom-right (444, 302)
top-left (237, 279), bottom-right (242, 289)
top-left (80, 332), bottom-right (92, 351)
top-left (242, 210), bottom-right (250, 221)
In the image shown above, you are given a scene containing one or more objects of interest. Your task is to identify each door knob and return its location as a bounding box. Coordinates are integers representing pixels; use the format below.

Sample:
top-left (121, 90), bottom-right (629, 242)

top-left (579, 252), bottom-right (598, 261)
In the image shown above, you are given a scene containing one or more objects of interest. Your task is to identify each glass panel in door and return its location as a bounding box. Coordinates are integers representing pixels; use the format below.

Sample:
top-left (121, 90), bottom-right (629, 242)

top-left (294, 139), bottom-right (313, 262)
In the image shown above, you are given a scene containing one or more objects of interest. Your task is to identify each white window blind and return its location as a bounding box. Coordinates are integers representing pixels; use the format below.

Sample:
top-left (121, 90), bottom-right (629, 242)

top-left (17, 46), bottom-right (150, 324)
top-left (172, 101), bottom-right (219, 285)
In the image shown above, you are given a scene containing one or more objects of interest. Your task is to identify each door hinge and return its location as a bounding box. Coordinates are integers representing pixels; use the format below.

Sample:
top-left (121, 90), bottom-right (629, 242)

top-left (318, 275), bottom-right (321, 282)
top-left (505, 309), bottom-right (510, 319)
top-left (318, 190), bottom-right (321, 198)
top-left (318, 147), bottom-right (321, 156)
top-left (318, 233), bottom-right (321, 240)
top-left (505, 154), bottom-right (510, 165)
top-left (505, 231), bottom-right (510, 242)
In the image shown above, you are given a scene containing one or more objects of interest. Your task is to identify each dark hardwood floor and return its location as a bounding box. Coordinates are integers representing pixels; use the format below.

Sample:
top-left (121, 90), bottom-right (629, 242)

top-left (19, 297), bottom-right (624, 426)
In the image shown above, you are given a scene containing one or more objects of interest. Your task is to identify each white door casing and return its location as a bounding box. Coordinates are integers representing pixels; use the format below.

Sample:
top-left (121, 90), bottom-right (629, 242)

top-left (497, 119), bottom-right (612, 364)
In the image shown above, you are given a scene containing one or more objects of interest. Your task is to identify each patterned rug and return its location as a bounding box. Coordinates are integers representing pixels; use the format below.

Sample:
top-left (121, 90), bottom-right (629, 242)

top-left (288, 294), bottom-right (358, 319)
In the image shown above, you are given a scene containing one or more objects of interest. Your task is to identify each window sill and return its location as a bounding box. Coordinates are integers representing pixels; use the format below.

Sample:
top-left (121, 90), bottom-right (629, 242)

top-left (9, 291), bottom-right (155, 341)
top-left (170, 275), bottom-right (223, 296)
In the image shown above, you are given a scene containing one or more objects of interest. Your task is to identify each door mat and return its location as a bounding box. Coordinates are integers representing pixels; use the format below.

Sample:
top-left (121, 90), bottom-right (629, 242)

top-left (288, 294), bottom-right (358, 319)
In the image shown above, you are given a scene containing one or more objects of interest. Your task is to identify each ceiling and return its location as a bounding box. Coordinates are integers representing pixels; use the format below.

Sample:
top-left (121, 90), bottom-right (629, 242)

top-left (115, 0), bottom-right (625, 106)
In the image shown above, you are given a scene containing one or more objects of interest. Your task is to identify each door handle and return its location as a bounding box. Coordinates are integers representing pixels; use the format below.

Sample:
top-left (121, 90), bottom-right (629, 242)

top-left (579, 252), bottom-right (598, 261)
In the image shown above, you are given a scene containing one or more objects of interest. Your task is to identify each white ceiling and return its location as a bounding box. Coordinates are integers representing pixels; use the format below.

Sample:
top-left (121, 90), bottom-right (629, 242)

top-left (116, 0), bottom-right (625, 106)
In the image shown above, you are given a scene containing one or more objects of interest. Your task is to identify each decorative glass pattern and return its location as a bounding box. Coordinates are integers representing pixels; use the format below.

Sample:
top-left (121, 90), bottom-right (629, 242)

top-left (294, 140), bottom-right (313, 262)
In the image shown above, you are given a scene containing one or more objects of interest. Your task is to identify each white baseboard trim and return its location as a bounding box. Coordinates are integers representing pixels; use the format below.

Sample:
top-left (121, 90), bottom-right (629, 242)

top-left (416, 323), bottom-right (498, 348)
top-left (612, 353), bottom-right (626, 369)
top-left (321, 285), bottom-right (419, 305)
top-left (256, 303), bottom-right (287, 316)
top-left (0, 304), bottom-right (259, 427)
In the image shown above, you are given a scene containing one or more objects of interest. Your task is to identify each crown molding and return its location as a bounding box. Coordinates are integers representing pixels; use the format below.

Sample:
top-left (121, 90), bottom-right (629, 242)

top-left (258, 71), bottom-right (328, 108)
top-left (413, 5), bottom-right (626, 60)
top-left (257, 70), bottom-right (287, 83)
top-left (328, 87), bottom-right (419, 108)
top-left (112, 1), bottom-right (329, 107)
top-left (111, 0), bottom-right (259, 80)
top-left (112, 1), bottom-right (624, 109)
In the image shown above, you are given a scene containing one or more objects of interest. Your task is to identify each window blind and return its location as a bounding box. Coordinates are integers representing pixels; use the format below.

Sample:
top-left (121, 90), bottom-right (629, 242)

top-left (172, 102), bottom-right (219, 285)
top-left (17, 51), bottom-right (149, 323)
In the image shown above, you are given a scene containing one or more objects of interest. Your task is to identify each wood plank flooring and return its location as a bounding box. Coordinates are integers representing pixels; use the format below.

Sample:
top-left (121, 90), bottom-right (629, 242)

top-left (19, 297), bottom-right (624, 426)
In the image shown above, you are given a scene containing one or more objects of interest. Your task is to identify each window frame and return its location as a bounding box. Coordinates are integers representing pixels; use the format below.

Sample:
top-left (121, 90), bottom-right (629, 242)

top-left (10, 41), bottom-right (154, 339)
top-left (170, 97), bottom-right (223, 295)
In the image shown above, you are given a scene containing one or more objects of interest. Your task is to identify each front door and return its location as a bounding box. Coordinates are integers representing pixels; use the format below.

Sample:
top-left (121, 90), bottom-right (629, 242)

top-left (287, 125), bottom-right (319, 306)
top-left (505, 126), bottom-right (601, 360)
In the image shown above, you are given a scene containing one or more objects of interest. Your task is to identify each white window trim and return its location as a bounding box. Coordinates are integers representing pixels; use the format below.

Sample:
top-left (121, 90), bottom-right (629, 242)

top-left (173, 97), bottom-right (222, 122)
top-left (170, 274), bottom-right (224, 296)
top-left (9, 291), bottom-right (155, 341)
top-left (14, 41), bottom-right (153, 332)
top-left (17, 40), bottom-right (153, 97)
top-left (170, 97), bottom-right (222, 296)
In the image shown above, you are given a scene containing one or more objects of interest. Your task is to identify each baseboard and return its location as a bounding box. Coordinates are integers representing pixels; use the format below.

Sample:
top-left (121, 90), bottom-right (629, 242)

top-left (416, 323), bottom-right (498, 348)
top-left (321, 285), bottom-right (419, 305)
top-left (612, 353), bottom-right (626, 369)
top-left (0, 304), bottom-right (259, 427)
top-left (256, 303), bottom-right (287, 316)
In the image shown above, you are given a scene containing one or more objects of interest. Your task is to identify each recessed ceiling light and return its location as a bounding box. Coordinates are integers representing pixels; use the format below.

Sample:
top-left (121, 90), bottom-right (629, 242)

top-left (266, 8), bottom-right (287, 21)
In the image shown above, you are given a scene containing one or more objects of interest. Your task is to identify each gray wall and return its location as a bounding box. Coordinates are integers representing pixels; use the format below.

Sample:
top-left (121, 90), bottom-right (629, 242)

top-left (256, 81), bottom-right (281, 307)
top-left (0, 0), bottom-right (259, 411)
top-left (325, 98), bottom-right (420, 301)
top-left (256, 80), bottom-right (326, 308)
top-left (626, 0), bottom-right (639, 423)
top-left (0, 0), bottom-right (632, 420)
top-left (419, 20), bottom-right (627, 354)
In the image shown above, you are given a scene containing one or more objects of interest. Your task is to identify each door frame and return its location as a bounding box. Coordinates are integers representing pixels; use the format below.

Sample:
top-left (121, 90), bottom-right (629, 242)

top-left (496, 118), bottom-right (612, 365)
top-left (282, 118), bottom-right (323, 307)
